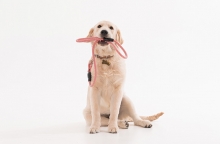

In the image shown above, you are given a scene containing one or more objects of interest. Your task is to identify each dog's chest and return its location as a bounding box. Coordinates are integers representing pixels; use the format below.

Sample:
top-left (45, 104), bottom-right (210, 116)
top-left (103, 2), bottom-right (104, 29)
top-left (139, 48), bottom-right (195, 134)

top-left (100, 95), bottom-right (111, 114)
top-left (98, 62), bottom-right (123, 86)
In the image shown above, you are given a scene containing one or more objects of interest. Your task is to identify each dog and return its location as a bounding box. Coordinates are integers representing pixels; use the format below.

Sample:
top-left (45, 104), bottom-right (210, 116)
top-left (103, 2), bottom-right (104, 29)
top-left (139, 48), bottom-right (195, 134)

top-left (82, 21), bottom-right (163, 134)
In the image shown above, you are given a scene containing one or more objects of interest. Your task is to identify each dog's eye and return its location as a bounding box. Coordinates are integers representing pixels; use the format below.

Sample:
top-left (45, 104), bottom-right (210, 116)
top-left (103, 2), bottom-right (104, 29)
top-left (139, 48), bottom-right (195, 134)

top-left (97, 25), bottom-right (102, 28)
top-left (109, 26), bottom-right (114, 30)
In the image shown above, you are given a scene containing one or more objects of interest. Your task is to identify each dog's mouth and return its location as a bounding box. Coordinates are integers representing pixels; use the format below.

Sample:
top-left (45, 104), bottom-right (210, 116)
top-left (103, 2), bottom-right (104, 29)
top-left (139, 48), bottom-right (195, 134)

top-left (98, 40), bottom-right (109, 46)
top-left (98, 37), bottom-right (114, 46)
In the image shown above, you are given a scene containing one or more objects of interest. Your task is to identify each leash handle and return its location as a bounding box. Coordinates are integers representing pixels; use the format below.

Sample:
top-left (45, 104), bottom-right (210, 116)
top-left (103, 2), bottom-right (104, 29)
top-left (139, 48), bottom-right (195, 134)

top-left (76, 37), bottom-right (102, 42)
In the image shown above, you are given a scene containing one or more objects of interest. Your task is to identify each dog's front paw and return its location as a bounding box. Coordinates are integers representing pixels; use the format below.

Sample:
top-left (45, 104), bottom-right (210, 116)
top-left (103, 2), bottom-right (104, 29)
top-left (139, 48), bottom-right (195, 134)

top-left (108, 125), bottom-right (119, 133)
top-left (118, 120), bottom-right (129, 129)
top-left (89, 126), bottom-right (100, 134)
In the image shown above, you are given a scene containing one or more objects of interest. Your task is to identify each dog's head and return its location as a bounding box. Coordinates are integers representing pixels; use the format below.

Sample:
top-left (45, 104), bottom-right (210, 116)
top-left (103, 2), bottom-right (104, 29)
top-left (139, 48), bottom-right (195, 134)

top-left (86, 21), bottom-right (123, 46)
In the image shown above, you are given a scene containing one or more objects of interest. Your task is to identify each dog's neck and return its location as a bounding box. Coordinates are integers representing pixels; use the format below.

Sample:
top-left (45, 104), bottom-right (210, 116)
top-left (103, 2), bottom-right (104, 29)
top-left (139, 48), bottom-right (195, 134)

top-left (93, 44), bottom-right (122, 71)
top-left (88, 44), bottom-right (125, 80)
top-left (94, 44), bottom-right (115, 57)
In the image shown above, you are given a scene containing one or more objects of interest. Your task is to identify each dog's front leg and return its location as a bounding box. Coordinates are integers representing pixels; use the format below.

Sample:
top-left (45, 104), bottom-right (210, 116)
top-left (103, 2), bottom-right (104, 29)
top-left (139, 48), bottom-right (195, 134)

top-left (89, 87), bottom-right (101, 134)
top-left (108, 86), bottom-right (123, 133)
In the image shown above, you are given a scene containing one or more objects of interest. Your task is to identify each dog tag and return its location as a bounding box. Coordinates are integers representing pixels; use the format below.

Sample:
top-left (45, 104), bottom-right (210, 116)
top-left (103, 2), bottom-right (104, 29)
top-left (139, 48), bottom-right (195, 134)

top-left (102, 60), bottom-right (111, 66)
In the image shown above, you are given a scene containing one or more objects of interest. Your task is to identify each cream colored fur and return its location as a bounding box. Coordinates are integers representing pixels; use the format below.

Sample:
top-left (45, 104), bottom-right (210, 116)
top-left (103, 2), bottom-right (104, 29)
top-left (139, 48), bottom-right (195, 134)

top-left (83, 21), bottom-right (163, 134)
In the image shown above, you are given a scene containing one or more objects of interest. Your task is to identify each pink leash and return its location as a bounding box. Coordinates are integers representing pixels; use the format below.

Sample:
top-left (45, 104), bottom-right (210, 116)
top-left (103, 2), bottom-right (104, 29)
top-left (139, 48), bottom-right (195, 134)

top-left (76, 37), bottom-right (128, 87)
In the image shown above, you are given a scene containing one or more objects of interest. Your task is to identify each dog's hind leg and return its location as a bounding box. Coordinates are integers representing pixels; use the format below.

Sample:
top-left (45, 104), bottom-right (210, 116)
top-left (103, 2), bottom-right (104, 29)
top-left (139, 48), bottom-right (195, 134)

top-left (119, 96), bottom-right (153, 128)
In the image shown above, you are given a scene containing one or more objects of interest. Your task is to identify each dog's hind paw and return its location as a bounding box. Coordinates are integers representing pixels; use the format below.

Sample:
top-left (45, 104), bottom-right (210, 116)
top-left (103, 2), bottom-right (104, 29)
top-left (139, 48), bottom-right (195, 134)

top-left (134, 120), bottom-right (153, 128)
top-left (145, 124), bottom-right (152, 128)
top-left (118, 120), bottom-right (129, 129)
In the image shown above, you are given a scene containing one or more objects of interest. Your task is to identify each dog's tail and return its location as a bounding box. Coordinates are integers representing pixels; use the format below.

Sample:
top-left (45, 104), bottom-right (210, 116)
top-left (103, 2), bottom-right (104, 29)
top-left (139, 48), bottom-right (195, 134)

top-left (140, 112), bottom-right (164, 121)
top-left (126, 112), bottom-right (164, 122)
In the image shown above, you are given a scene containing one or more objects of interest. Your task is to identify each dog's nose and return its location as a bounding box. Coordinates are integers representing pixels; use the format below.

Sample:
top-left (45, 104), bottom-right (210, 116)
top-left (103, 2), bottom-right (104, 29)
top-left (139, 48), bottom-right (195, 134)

top-left (101, 30), bottom-right (108, 36)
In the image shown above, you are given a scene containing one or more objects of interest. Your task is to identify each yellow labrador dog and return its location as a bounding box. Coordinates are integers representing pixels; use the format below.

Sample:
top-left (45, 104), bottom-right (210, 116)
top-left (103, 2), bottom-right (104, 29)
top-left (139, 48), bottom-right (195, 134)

top-left (83, 21), bottom-right (163, 134)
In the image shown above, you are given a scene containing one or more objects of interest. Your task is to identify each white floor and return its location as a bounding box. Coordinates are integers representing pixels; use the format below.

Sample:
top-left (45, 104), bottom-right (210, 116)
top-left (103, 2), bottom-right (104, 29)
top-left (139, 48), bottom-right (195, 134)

top-left (0, 122), bottom-right (219, 144)
top-left (1, 108), bottom-right (219, 144)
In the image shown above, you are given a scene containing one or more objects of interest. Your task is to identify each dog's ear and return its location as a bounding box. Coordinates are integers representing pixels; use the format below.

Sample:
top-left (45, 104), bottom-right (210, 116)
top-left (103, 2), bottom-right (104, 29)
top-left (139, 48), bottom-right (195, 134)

top-left (86, 28), bottom-right (94, 38)
top-left (116, 30), bottom-right (123, 45)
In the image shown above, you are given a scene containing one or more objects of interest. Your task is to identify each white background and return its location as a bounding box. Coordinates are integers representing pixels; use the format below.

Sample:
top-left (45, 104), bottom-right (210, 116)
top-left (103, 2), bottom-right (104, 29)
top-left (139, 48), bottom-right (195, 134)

top-left (0, 0), bottom-right (220, 143)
